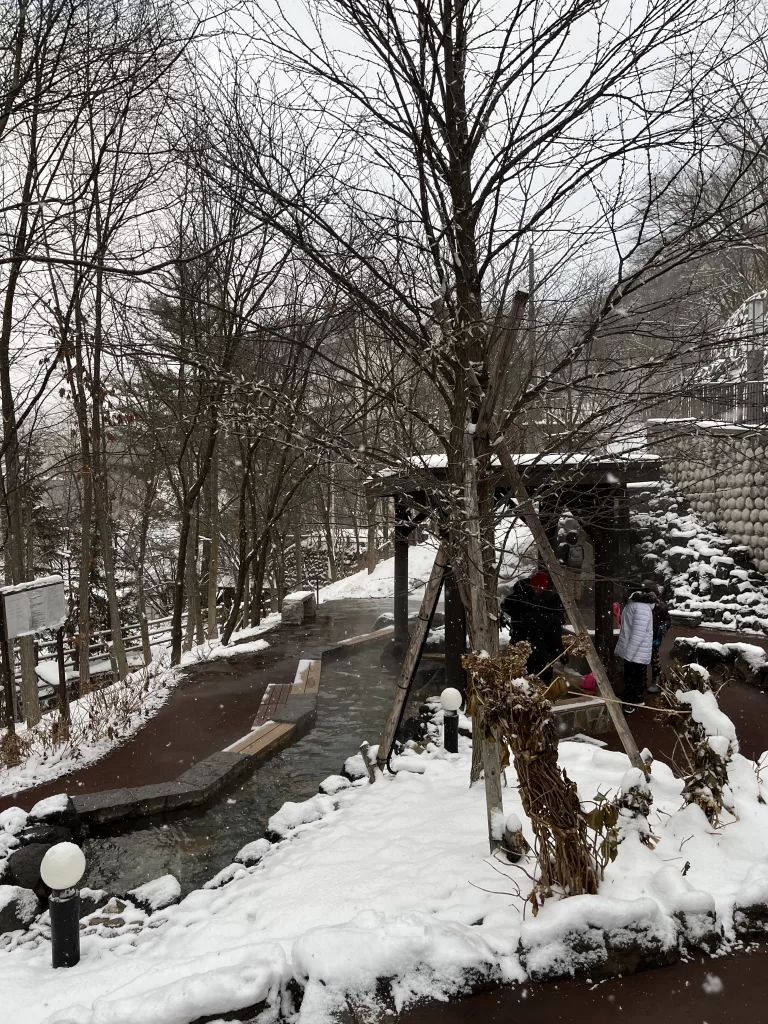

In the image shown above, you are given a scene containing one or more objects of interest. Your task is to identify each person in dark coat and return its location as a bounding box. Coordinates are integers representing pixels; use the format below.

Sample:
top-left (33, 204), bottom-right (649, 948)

top-left (501, 571), bottom-right (564, 683)
top-left (643, 581), bottom-right (671, 694)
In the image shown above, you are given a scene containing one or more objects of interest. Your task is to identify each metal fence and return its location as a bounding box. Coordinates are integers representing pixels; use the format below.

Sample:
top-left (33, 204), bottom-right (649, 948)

top-left (648, 380), bottom-right (768, 424)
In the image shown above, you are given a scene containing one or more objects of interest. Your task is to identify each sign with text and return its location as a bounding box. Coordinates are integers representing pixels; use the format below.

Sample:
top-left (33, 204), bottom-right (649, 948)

top-left (0, 576), bottom-right (67, 640)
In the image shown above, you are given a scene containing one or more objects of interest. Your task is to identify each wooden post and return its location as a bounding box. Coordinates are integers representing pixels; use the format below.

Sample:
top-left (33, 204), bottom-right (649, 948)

top-left (0, 599), bottom-right (14, 734)
top-left (462, 427), bottom-right (504, 850)
top-left (444, 567), bottom-right (467, 695)
top-left (377, 544), bottom-right (448, 771)
top-left (55, 627), bottom-right (70, 728)
top-left (393, 502), bottom-right (410, 651)
top-left (491, 437), bottom-right (643, 769)
top-left (592, 524), bottom-right (614, 670)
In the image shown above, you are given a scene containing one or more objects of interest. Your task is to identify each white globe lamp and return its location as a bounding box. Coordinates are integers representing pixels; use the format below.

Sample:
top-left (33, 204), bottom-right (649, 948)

top-left (41, 842), bottom-right (86, 891)
top-left (41, 842), bottom-right (86, 969)
top-left (440, 687), bottom-right (463, 712)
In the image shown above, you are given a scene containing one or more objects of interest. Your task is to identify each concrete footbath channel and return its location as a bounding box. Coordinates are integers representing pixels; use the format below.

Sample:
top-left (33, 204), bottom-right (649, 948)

top-left (76, 602), bottom-right (611, 897)
top-left (79, 635), bottom-right (413, 896)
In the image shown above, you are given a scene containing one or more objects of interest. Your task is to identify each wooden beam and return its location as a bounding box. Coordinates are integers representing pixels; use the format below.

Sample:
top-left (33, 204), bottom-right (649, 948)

top-left (393, 502), bottom-right (411, 651)
top-left (491, 436), bottom-right (643, 769)
top-left (377, 544), bottom-right (448, 771)
top-left (444, 568), bottom-right (467, 695)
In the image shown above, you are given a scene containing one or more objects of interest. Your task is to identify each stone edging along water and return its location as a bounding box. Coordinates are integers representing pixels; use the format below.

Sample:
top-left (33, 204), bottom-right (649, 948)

top-left (70, 625), bottom-right (395, 827)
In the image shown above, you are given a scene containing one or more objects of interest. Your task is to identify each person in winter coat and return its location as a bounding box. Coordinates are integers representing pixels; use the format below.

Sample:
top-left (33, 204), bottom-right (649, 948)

top-left (643, 581), bottom-right (671, 694)
top-left (614, 587), bottom-right (656, 711)
top-left (501, 571), bottom-right (564, 683)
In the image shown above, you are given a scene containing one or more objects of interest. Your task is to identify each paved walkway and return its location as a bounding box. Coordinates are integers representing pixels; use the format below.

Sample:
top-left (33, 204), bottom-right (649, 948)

top-left (0, 600), bottom-right (387, 814)
top-left (600, 624), bottom-right (768, 766)
top-left (394, 946), bottom-right (766, 1023)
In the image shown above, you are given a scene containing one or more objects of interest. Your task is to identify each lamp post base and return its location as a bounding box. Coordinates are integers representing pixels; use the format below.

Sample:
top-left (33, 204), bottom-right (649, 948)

top-left (49, 888), bottom-right (80, 968)
top-left (444, 710), bottom-right (459, 753)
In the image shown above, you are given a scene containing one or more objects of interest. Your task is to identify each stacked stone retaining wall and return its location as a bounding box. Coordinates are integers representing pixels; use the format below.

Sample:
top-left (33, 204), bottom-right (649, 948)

top-left (649, 422), bottom-right (768, 574)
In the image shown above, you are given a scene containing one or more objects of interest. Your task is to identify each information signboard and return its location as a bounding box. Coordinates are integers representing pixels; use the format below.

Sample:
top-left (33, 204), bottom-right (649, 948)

top-left (0, 576), bottom-right (67, 640)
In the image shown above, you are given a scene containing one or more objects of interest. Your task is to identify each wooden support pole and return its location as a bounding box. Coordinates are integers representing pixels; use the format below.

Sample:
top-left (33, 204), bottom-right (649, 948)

top-left (491, 436), bottom-right (643, 769)
top-left (377, 544), bottom-right (448, 771)
top-left (462, 427), bottom-right (504, 850)
top-left (56, 627), bottom-right (70, 729)
top-left (393, 502), bottom-right (410, 652)
top-left (592, 525), bottom-right (614, 670)
top-left (444, 568), bottom-right (467, 696)
top-left (0, 601), bottom-right (14, 734)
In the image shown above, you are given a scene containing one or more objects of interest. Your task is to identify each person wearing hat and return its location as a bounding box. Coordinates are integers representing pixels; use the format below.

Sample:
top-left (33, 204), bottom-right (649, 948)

top-left (500, 571), bottom-right (565, 682)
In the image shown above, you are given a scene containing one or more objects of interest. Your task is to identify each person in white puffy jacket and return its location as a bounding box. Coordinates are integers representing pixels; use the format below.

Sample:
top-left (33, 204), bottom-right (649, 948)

top-left (614, 587), bottom-right (656, 712)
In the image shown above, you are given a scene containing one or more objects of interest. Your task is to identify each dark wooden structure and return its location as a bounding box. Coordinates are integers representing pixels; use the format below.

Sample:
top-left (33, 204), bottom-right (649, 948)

top-left (367, 453), bottom-right (661, 671)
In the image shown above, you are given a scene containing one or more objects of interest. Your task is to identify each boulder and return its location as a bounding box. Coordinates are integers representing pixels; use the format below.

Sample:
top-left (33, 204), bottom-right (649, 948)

top-left (668, 548), bottom-right (695, 573)
top-left (79, 887), bottom-right (108, 919)
top-left (372, 612), bottom-right (394, 631)
top-left (16, 824), bottom-right (72, 848)
top-left (0, 885), bottom-right (41, 935)
top-left (127, 874), bottom-right (181, 914)
top-left (6, 842), bottom-right (52, 897)
top-left (709, 578), bottom-right (730, 602)
top-left (734, 651), bottom-right (768, 688)
top-left (0, 807), bottom-right (28, 835)
top-left (27, 794), bottom-right (80, 841)
top-left (728, 545), bottom-right (756, 569)
top-left (234, 838), bottom-right (272, 866)
top-left (518, 897), bottom-right (679, 981)
top-left (318, 774), bottom-right (352, 796)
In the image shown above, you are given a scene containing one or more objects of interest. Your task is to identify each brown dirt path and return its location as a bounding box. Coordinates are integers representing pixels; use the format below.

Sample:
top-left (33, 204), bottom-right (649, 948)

top-left (0, 600), bottom-right (387, 814)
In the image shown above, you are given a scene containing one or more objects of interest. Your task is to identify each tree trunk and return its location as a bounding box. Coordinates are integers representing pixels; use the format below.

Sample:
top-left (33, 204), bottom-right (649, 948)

top-left (18, 502), bottom-right (39, 725)
top-left (137, 476), bottom-right (155, 665)
top-left (366, 496), bottom-right (377, 573)
top-left (206, 442), bottom-right (219, 640)
top-left (462, 427), bottom-right (503, 850)
top-left (293, 505), bottom-right (303, 588)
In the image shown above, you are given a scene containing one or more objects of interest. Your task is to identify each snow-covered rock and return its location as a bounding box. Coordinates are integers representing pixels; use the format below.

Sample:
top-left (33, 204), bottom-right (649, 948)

top-left (265, 795), bottom-right (337, 841)
top-left (0, 885), bottom-right (41, 935)
top-left (234, 838), bottom-right (272, 866)
top-left (128, 875), bottom-right (181, 914)
top-left (0, 807), bottom-right (27, 835)
top-left (519, 895), bottom-right (679, 980)
top-left (318, 774), bottom-right (352, 796)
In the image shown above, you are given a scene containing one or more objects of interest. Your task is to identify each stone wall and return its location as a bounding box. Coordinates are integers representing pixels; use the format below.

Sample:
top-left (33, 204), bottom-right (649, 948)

top-left (650, 423), bottom-right (768, 574)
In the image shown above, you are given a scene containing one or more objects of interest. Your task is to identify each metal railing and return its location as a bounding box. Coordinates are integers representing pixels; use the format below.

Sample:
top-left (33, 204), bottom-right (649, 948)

top-left (648, 380), bottom-right (768, 424)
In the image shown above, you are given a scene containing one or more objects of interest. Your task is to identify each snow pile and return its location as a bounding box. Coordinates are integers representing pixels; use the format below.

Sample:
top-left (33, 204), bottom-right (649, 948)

top-left (3, 729), bottom-right (768, 1021)
top-left (319, 524), bottom-right (533, 603)
top-left (319, 543), bottom-right (441, 601)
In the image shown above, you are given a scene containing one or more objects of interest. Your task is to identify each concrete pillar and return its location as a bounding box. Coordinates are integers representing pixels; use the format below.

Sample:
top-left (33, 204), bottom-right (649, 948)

top-left (394, 502), bottom-right (410, 651)
top-left (444, 567), bottom-right (467, 695)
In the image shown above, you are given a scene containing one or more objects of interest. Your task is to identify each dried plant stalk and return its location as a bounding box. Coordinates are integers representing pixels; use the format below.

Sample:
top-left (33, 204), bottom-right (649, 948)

top-left (464, 643), bottom-right (600, 909)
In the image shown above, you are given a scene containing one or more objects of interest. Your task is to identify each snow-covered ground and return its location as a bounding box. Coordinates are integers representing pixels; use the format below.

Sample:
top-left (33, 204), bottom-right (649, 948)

top-left (2, 719), bottom-right (767, 1023)
top-left (0, 618), bottom-right (281, 800)
top-left (319, 524), bottom-right (534, 603)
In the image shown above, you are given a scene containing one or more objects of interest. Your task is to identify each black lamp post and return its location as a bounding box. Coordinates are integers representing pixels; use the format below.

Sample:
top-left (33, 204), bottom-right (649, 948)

top-left (440, 687), bottom-right (462, 753)
top-left (41, 842), bottom-right (86, 968)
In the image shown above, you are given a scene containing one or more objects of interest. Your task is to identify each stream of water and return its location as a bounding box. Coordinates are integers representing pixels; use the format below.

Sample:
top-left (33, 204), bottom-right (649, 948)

top-left (81, 636), bottom-right (410, 896)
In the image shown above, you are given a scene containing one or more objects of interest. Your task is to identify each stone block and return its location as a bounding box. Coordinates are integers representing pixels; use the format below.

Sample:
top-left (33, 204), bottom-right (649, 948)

top-left (72, 788), bottom-right (138, 824)
top-left (281, 591), bottom-right (317, 626)
top-left (177, 751), bottom-right (249, 799)
top-left (273, 694), bottom-right (318, 731)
